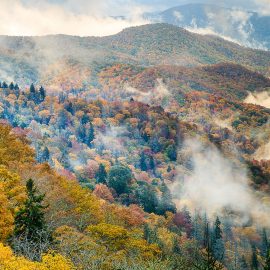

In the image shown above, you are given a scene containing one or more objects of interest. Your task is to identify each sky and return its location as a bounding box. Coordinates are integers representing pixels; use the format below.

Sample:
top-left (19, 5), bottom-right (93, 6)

top-left (0, 0), bottom-right (269, 36)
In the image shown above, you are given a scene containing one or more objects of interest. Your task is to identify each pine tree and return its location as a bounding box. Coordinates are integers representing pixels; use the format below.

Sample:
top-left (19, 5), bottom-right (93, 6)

top-left (149, 155), bottom-right (155, 171)
top-left (81, 113), bottom-right (90, 124)
top-left (14, 179), bottom-right (47, 241)
top-left (214, 217), bottom-right (222, 240)
top-left (156, 183), bottom-right (176, 215)
top-left (264, 248), bottom-right (270, 270)
top-left (239, 255), bottom-right (248, 270)
top-left (42, 146), bottom-right (50, 162)
top-left (86, 122), bottom-right (95, 147)
top-left (140, 152), bottom-right (147, 171)
top-left (95, 163), bottom-right (107, 184)
top-left (213, 217), bottom-right (224, 262)
top-left (30, 83), bottom-right (35, 94)
top-left (39, 86), bottom-right (46, 102)
top-left (2, 81), bottom-right (8, 88)
top-left (251, 244), bottom-right (259, 270)
top-left (9, 82), bottom-right (14, 90)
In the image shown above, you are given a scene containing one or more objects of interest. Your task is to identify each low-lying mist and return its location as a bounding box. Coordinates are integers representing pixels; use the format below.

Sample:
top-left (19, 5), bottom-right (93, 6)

top-left (171, 139), bottom-right (270, 226)
top-left (244, 91), bottom-right (270, 109)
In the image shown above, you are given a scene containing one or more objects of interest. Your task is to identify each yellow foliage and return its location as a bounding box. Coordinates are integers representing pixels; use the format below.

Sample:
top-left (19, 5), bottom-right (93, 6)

top-left (0, 125), bottom-right (34, 166)
top-left (87, 223), bottom-right (160, 258)
top-left (0, 166), bottom-right (26, 241)
top-left (0, 188), bottom-right (13, 241)
top-left (0, 242), bottom-right (74, 270)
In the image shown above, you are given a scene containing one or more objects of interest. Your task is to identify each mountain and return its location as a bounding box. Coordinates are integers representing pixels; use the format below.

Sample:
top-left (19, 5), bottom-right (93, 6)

top-left (0, 23), bottom-right (269, 91)
top-left (146, 3), bottom-right (270, 50)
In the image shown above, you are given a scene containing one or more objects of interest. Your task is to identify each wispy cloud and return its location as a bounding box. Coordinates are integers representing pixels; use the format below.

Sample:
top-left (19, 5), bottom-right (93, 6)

top-left (171, 139), bottom-right (270, 225)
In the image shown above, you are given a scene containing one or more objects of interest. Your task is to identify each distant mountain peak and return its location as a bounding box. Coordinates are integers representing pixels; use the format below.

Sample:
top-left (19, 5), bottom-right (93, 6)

top-left (145, 3), bottom-right (270, 50)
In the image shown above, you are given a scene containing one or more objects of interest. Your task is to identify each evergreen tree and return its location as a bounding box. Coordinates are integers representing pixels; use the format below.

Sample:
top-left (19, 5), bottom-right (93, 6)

top-left (29, 83), bottom-right (37, 102)
top-left (30, 83), bottom-right (35, 94)
top-left (136, 183), bottom-right (158, 213)
top-left (77, 124), bottom-right (86, 143)
top-left (140, 152), bottom-right (147, 171)
top-left (149, 155), bottom-right (155, 171)
top-left (214, 217), bottom-right (222, 240)
top-left (165, 144), bottom-right (177, 161)
top-left (14, 83), bottom-right (19, 91)
top-left (239, 256), bottom-right (248, 270)
top-left (195, 222), bottom-right (224, 270)
top-left (14, 179), bottom-right (47, 241)
top-left (9, 82), bottom-right (14, 90)
top-left (86, 122), bottom-right (95, 147)
top-left (95, 163), bottom-right (107, 184)
top-left (65, 101), bottom-right (74, 115)
top-left (213, 217), bottom-right (225, 262)
top-left (156, 183), bottom-right (176, 215)
top-left (41, 146), bottom-right (50, 162)
top-left (264, 248), bottom-right (270, 270)
top-left (2, 81), bottom-right (8, 88)
top-left (81, 113), bottom-right (90, 125)
top-left (251, 244), bottom-right (259, 270)
top-left (39, 86), bottom-right (46, 102)
top-left (261, 228), bottom-right (269, 258)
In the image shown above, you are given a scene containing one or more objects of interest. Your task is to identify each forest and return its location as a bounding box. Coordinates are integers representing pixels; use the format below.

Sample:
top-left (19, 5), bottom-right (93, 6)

top-left (0, 77), bottom-right (269, 270)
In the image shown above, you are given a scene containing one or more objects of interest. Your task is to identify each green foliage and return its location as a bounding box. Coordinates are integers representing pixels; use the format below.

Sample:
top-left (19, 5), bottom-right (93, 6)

top-left (95, 163), bottom-right (107, 184)
top-left (14, 179), bottom-right (47, 241)
top-left (108, 165), bottom-right (133, 195)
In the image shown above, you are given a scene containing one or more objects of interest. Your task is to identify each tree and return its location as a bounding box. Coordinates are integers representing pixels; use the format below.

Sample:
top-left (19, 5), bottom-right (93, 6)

top-left (41, 146), bottom-right (50, 162)
top-left (149, 155), bottom-right (156, 171)
top-left (9, 82), bottom-right (14, 90)
top-left (214, 217), bottom-right (222, 240)
top-left (95, 163), bottom-right (107, 184)
top-left (136, 183), bottom-right (158, 213)
top-left (165, 144), bottom-right (177, 161)
top-left (81, 113), bottom-right (90, 125)
top-left (14, 179), bottom-right (47, 241)
top-left (251, 244), bottom-right (259, 270)
top-left (30, 83), bottom-right (35, 94)
top-left (193, 222), bottom-right (224, 270)
top-left (86, 122), bottom-right (95, 147)
top-left (39, 86), bottom-right (46, 102)
top-left (2, 81), bottom-right (8, 88)
top-left (212, 217), bottom-right (224, 262)
top-left (108, 165), bottom-right (132, 195)
top-left (156, 183), bottom-right (176, 215)
top-left (140, 152), bottom-right (147, 171)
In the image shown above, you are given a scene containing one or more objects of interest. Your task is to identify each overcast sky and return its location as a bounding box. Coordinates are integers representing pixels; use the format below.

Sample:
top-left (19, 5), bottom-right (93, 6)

top-left (0, 0), bottom-right (269, 36)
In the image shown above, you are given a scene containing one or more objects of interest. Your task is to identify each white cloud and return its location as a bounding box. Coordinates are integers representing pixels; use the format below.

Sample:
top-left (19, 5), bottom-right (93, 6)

top-left (0, 0), bottom-right (149, 36)
top-left (254, 0), bottom-right (270, 15)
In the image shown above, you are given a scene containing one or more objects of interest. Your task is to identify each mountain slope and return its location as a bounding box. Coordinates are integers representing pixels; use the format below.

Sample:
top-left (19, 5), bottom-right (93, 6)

top-left (147, 3), bottom-right (270, 50)
top-left (0, 23), bottom-right (269, 90)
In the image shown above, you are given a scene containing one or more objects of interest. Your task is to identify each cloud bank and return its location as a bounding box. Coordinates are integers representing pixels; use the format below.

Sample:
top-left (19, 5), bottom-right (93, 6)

top-left (0, 0), bottom-right (148, 36)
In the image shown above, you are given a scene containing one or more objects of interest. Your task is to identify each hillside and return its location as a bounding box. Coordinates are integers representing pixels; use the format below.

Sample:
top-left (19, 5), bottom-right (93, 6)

top-left (0, 14), bottom-right (270, 270)
top-left (96, 62), bottom-right (270, 101)
top-left (147, 3), bottom-right (270, 50)
top-left (0, 24), bottom-right (270, 90)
